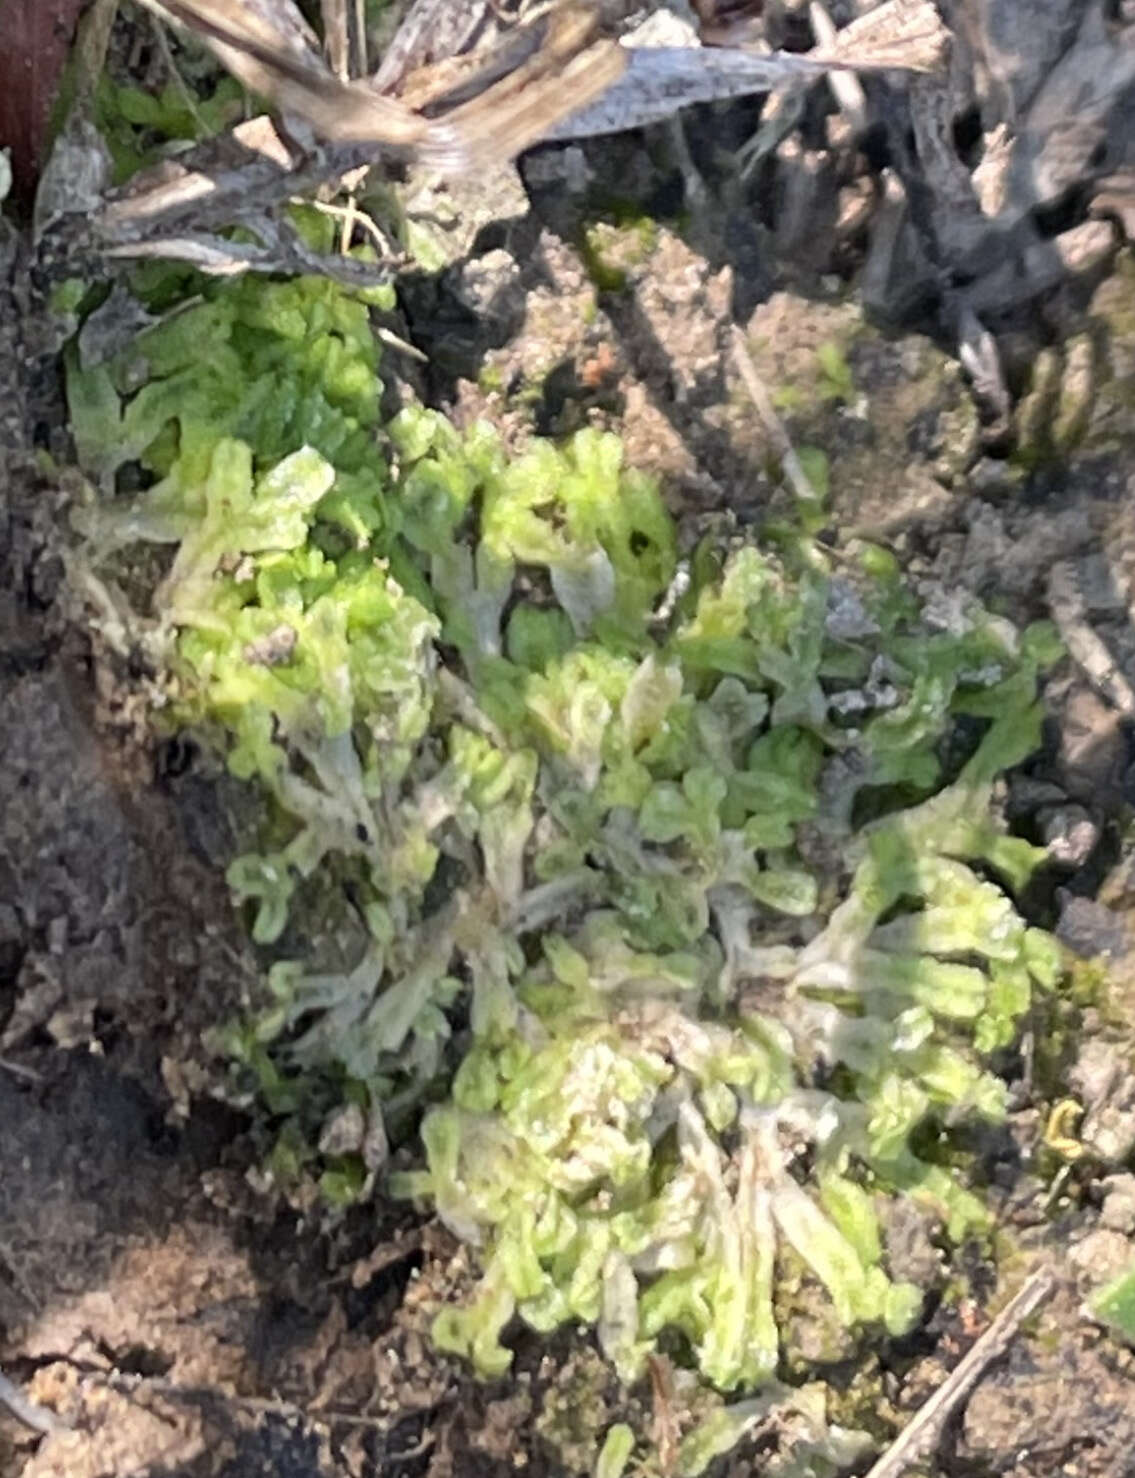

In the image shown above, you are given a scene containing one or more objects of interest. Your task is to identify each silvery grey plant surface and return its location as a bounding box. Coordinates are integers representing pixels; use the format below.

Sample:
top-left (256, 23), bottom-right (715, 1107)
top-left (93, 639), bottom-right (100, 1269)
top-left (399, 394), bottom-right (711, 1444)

top-left (132, 0), bottom-right (945, 165)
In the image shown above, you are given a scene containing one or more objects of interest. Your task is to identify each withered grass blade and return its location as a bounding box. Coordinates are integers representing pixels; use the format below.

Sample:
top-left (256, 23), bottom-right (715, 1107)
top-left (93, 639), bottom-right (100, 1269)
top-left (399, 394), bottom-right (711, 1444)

top-left (546, 0), bottom-right (947, 142)
top-left (138, 0), bottom-right (623, 166)
top-left (137, 0), bottom-right (462, 159)
top-left (373, 0), bottom-right (495, 94)
top-left (142, 0), bottom-right (323, 77)
top-left (129, 0), bottom-right (941, 175)
top-left (810, 0), bottom-right (948, 74)
top-left (396, 11), bottom-right (554, 113)
top-left (321, 0), bottom-right (350, 79)
top-left (431, 3), bottom-right (627, 161)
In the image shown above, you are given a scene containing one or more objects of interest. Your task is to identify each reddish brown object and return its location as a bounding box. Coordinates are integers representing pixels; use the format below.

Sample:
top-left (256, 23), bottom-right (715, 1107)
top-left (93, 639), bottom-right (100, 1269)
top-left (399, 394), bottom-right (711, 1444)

top-left (0, 0), bottom-right (88, 211)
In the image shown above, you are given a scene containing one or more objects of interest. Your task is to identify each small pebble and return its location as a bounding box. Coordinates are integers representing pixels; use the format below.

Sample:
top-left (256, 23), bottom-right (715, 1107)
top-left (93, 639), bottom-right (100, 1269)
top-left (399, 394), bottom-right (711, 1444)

top-left (1040, 804), bottom-right (1100, 867)
top-left (1056, 895), bottom-right (1130, 960)
top-left (1099, 1174), bottom-right (1135, 1234)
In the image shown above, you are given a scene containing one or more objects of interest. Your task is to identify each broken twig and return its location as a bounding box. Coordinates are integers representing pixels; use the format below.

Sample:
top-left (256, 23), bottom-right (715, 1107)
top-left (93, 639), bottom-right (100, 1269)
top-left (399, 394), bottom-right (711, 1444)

top-left (1047, 563), bottom-right (1135, 716)
top-left (730, 325), bottom-right (821, 505)
top-left (862, 1268), bottom-right (1055, 1478)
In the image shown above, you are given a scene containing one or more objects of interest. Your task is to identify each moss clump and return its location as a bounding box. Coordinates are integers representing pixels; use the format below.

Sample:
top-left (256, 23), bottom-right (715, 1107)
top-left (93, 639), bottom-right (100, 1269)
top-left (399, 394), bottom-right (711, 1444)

top-left (533, 1347), bottom-right (620, 1472)
top-left (66, 194), bottom-right (1066, 1470)
top-left (581, 215), bottom-right (659, 293)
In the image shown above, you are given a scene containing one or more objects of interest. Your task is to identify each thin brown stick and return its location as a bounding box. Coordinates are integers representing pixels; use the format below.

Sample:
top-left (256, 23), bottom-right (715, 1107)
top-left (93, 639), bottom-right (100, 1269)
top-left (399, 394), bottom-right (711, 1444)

top-left (86, 1370), bottom-right (394, 1431)
top-left (0, 1056), bottom-right (42, 1083)
top-left (729, 325), bottom-right (821, 504)
top-left (862, 1268), bottom-right (1055, 1478)
top-left (321, 0), bottom-right (350, 80)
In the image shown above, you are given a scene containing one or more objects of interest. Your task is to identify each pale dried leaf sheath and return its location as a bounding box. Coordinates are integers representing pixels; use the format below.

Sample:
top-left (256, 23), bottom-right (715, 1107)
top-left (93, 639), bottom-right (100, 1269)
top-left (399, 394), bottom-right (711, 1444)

top-left (373, 0), bottom-right (493, 93)
top-left (136, 0), bottom-right (460, 158)
top-left (810, 0), bottom-right (866, 132)
top-left (443, 45), bottom-right (628, 159)
top-left (813, 0), bottom-right (948, 73)
top-left (431, 4), bottom-right (628, 162)
top-left (321, 0), bottom-right (350, 79)
top-left (397, 8), bottom-right (567, 112)
top-left (98, 115), bottom-right (301, 235)
top-left (137, 0), bottom-right (623, 167)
